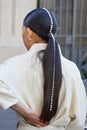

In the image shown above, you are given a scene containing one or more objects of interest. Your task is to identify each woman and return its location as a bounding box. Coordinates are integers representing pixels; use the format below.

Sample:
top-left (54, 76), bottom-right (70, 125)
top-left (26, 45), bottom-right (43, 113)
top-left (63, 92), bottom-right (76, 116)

top-left (0, 8), bottom-right (86, 130)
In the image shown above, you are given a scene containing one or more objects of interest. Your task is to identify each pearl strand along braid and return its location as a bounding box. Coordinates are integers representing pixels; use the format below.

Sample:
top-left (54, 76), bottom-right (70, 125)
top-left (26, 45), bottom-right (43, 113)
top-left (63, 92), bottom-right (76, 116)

top-left (42, 8), bottom-right (56, 111)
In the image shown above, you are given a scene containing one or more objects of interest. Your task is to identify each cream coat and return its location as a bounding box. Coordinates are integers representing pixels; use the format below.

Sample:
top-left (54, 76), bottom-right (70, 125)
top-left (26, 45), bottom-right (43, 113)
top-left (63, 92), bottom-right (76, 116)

top-left (0, 43), bottom-right (86, 130)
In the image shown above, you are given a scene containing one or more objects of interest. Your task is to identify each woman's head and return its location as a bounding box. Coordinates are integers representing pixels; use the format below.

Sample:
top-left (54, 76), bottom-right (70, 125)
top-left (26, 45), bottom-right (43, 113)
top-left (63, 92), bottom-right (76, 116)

top-left (22, 8), bottom-right (57, 49)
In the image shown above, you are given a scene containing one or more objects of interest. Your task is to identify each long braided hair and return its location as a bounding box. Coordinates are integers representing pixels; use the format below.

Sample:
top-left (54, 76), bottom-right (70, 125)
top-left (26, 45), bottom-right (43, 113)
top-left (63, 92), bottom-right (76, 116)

top-left (23, 8), bottom-right (62, 122)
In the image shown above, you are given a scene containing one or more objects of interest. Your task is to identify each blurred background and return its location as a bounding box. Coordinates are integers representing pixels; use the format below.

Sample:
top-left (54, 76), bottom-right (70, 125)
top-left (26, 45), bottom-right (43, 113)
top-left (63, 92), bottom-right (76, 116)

top-left (0, 0), bottom-right (87, 130)
top-left (39, 0), bottom-right (87, 80)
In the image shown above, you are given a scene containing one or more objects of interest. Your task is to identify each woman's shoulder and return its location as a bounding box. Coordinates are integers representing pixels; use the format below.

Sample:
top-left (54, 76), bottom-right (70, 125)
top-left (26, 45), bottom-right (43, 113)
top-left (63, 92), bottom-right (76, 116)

top-left (0, 52), bottom-right (29, 71)
top-left (61, 55), bottom-right (80, 76)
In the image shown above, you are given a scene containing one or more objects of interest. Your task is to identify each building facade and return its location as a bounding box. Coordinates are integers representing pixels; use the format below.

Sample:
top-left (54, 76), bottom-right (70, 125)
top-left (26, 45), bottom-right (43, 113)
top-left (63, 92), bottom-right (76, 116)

top-left (0, 0), bottom-right (37, 63)
top-left (39, 0), bottom-right (87, 79)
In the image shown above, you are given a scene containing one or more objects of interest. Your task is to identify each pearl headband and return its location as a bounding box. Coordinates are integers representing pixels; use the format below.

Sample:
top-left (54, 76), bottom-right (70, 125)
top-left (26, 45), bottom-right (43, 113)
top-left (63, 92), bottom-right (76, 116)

top-left (42, 8), bottom-right (56, 111)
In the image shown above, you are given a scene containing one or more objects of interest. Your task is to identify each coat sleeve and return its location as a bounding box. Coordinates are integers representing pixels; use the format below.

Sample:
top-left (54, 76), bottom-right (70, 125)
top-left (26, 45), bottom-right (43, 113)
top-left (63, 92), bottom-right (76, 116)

top-left (0, 80), bottom-right (19, 109)
top-left (66, 64), bottom-right (87, 130)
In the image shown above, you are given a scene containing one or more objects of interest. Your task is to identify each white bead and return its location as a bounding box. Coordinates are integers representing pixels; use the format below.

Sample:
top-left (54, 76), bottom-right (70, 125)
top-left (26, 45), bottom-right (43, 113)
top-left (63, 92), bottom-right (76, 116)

top-left (52, 92), bottom-right (54, 96)
top-left (51, 98), bottom-right (53, 101)
top-left (50, 109), bottom-right (52, 111)
top-left (50, 105), bottom-right (53, 109)
top-left (51, 97), bottom-right (53, 100)
top-left (50, 105), bottom-right (53, 108)
top-left (50, 103), bottom-right (53, 107)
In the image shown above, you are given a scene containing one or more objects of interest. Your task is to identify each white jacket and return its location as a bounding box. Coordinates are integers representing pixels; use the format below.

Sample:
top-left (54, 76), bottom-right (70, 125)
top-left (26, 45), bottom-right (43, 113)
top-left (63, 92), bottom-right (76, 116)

top-left (0, 43), bottom-right (86, 130)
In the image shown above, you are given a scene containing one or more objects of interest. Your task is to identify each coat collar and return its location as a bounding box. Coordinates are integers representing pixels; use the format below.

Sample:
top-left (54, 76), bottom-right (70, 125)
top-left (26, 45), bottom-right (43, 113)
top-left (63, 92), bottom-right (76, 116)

top-left (28, 43), bottom-right (62, 56)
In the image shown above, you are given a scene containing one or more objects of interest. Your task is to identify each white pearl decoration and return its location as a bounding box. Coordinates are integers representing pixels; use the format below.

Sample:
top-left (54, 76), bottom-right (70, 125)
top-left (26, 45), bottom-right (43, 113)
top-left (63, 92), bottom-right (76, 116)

top-left (42, 8), bottom-right (56, 111)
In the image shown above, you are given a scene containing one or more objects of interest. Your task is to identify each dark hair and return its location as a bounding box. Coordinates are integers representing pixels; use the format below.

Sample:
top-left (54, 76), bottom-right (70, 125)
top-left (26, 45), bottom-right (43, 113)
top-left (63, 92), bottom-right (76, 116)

top-left (23, 8), bottom-right (62, 122)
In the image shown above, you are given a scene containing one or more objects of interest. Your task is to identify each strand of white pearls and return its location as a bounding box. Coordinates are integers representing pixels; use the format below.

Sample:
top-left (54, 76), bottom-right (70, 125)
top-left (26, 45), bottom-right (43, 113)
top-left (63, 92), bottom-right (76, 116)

top-left (42, 8), bottom-right (53, 32)
top-left (50, 32), bottom-right (56, 111)
top-left (42, 8), bottom-right (56, 111)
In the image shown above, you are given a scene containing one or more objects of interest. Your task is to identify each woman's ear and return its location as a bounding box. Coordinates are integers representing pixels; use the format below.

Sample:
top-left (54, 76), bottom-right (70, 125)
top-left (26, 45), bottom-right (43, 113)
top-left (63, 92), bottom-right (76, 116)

top-left (27, 28), bottom-right (33, 39)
